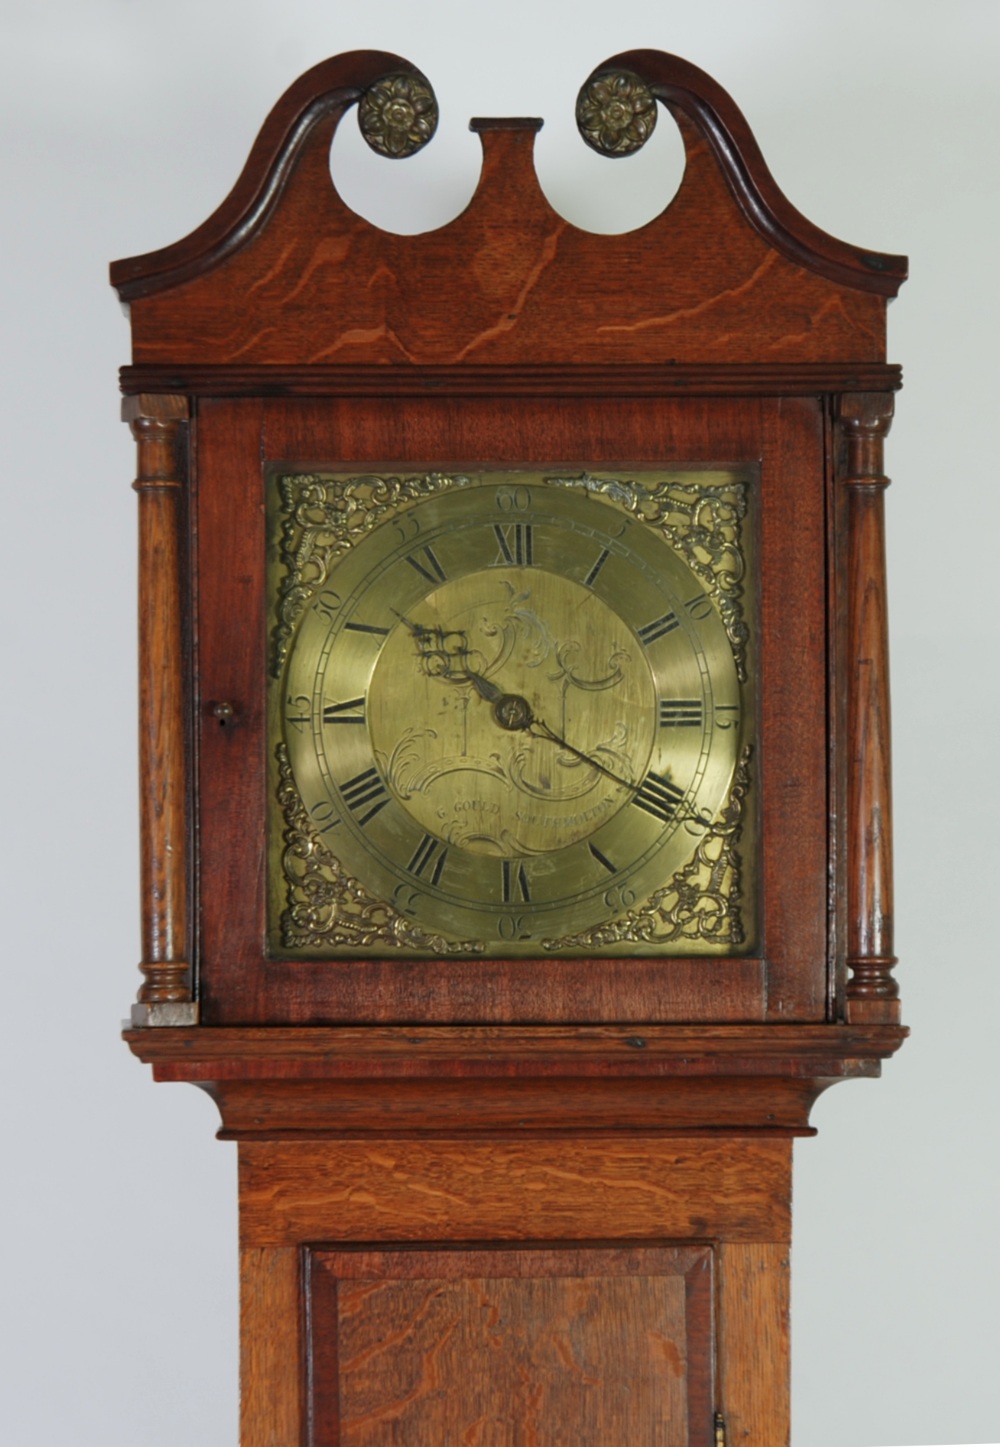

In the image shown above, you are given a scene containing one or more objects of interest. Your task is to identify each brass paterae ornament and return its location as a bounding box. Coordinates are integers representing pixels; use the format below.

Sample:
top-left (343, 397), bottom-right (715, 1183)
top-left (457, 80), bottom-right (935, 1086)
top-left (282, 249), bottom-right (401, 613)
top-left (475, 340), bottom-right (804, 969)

top-left (576, 68), bottom-right (658, 155)
top-left (358, 72), bottom-right (439, 157)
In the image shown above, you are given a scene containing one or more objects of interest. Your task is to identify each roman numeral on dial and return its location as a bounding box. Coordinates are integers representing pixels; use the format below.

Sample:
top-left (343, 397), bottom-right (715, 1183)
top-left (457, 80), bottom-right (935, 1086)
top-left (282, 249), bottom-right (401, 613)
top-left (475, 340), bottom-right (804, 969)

top-left (631, 771), bottom-right (686, 824)
top-left (340, 766), bottom-right (390, 826)
top-left (502, 859), bottom-right (531, 903)
top-left (588, 842), bottom-right (617, 875)
top-left (583, 546), bottom-right (610, 588)
top-left (344, 621), bottom-right (390, 637)
top-left (637, 611), bottom-right (680, 646)
top-left (659, 699), bottom-right (702, 727)
top-left (322, 697), bottom-right (366, 725)
top-left (407, 834), bottom-right (449, 886)
top-left (406, 546), bottom-right (447, 584)
top-left (493, 523), bottom-right (533, 566)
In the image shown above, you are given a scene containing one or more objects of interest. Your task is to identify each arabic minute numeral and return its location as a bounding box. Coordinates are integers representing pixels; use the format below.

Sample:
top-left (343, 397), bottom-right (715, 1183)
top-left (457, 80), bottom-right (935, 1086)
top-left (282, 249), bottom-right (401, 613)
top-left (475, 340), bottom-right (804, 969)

top-left (308, 798), bottom-right (342, 834)
top-left (498, 913), bottom-right (532, 941)
top-left (285, 694), bottom-right (311, 733)
top-left (603, 883), bottom-right (636, 913)
top-left (495, 486), bottom-right (531, 512)
top-left (392, 883), bottom-right (422, 917)
top-left (313, 589), bottom-right (342, 622)
top-left (684, 591), bottom-right (713, 621)
top-left (340, 766), bottom-right (390, 826)
top-left (631, 771), bottom-right (686, 824)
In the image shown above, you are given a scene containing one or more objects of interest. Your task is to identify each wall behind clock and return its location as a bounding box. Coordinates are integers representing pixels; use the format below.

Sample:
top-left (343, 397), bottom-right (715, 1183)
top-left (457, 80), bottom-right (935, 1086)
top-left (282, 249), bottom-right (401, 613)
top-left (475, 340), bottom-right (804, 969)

top-left (0, 2), bottom-right (996, 1445)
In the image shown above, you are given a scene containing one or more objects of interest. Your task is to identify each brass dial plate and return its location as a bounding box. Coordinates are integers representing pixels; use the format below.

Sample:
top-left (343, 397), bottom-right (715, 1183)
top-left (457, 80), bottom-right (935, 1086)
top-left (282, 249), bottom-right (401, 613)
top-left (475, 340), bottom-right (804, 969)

top-left (267, 469), bottom-right (755, 958)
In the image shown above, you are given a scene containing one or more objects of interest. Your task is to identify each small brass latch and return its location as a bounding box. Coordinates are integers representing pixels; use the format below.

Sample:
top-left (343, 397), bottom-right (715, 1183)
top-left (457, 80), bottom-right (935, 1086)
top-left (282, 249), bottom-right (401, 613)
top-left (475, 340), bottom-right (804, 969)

top-left (714, 1412), bottom-right (727, 1447)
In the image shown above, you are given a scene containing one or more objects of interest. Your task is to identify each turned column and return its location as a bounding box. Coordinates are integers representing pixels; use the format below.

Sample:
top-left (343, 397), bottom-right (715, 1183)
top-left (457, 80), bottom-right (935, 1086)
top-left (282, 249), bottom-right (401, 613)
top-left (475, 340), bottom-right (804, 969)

top-left (124, 393), bottom-right (195, 1026)
top-left (838, 392), bottom-right (899, 1024)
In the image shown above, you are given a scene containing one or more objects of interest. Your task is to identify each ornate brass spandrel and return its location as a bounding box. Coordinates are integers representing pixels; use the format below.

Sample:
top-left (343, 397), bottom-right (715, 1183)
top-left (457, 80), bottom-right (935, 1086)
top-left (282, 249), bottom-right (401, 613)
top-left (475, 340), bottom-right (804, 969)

top-left (276, 744), bottom-right (484, 955)
top-left (543, 747), bottom-right (751, 952)
top-left (276, 743), bottom-right (750, 957)
top-left (358, 73), bottom-right (439, 158)
top-left (576, 69), bottom-right (658, 157)
top-left (545, 471), bottom-right (750, 679)
top-left (271, 470), bottom-right (471, 675)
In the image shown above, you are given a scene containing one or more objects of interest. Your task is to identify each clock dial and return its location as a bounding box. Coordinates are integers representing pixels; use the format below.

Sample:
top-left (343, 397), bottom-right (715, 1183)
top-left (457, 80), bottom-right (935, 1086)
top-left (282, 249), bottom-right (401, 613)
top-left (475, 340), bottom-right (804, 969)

top-left (269, 470), bottom-right (753, 957)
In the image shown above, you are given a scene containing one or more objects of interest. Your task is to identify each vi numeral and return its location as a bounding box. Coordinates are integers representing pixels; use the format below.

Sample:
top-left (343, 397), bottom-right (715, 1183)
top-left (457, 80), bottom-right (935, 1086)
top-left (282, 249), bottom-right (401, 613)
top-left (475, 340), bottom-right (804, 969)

top-left (502, 859), bottom-right (531, 903)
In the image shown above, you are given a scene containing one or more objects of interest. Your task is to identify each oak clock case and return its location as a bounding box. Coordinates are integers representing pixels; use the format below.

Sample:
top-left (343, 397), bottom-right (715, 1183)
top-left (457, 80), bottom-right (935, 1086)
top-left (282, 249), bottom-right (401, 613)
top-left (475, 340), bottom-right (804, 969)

top-left (116, 47), bottom-right (907, 1447)
top-left (268, 466), bottom-right (755, 960)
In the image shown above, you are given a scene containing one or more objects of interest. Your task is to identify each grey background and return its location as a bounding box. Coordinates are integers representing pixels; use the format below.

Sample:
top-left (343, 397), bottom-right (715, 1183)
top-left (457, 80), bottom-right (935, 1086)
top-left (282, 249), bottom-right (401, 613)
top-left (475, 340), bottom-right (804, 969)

top-left (1, 1), bottom-right (997, 1443)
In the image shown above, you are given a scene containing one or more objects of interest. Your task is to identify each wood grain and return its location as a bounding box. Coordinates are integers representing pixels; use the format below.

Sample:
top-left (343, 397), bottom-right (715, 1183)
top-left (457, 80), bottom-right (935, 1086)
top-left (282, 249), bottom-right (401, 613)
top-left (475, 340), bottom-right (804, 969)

top-left (124, 1021), bottom-right (906, 1136)
top-left (307, 1244), bottom-right (714, 1446)
top-left (717, 1242), bottom-right (790, 1446)
top-left (124, 393), bottom-right (194, 1023)
top-left (240, 1247), bottom-right (302, 1447)
top-left (838, 394), bottom-right (899, 1023)
top-left (194, 393), bottom-right (828, 1025)
top-left (238, 1137), bottom-right (791, 1248)
top-left (120, 361), bottom-right (902, 400)
top-left (111, 51), bottom-right (904, 365)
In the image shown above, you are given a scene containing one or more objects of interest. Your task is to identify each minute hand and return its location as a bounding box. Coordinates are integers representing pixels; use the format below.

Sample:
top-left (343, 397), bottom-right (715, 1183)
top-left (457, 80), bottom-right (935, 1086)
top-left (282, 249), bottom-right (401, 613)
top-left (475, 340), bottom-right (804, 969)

top-left (524, 716), bottom-right (637, 793)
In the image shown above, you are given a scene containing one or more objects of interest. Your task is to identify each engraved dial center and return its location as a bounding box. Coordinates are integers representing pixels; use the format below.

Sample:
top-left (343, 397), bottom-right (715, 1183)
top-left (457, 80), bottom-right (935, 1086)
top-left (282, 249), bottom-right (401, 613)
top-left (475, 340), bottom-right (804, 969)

top-left (493, 693), bottom-right (534, 731)
top-left (367, 567), bottom-right (658, 857)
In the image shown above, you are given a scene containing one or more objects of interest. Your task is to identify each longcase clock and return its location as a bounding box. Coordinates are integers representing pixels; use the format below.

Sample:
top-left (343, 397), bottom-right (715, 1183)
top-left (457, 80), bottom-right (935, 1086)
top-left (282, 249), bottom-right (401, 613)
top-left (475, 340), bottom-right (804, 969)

top-left (115, 49), bottom-right (907, 1446)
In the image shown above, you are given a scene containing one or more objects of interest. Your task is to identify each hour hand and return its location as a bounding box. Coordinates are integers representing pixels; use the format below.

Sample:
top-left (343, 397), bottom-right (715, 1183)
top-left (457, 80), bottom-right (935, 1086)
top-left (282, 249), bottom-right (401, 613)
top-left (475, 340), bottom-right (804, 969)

top-left (464, 666), bottom-right (504, 704)
top-left (394, 612), bottom-right (471, 682)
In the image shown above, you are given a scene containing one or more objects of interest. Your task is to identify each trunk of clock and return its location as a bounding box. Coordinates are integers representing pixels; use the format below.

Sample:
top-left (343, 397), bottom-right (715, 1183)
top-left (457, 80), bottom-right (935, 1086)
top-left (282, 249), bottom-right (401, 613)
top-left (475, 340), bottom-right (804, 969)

top-left (127, 1019), bottom-right (904, 1446)
top-left (239, 1142), bottom-right (786, 1447)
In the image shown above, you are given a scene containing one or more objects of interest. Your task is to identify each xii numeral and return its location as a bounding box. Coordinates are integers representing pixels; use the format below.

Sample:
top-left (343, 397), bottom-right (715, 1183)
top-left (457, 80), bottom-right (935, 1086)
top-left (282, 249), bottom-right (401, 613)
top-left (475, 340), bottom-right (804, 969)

top-left (631, 771), bottom-right (686, 825)
top-left (493, 523), bottom-right (534, 566)
top-left (407, 834), bottom-right (449, 886)
top-left (502, 859), bottom-right (531, 903)
top-left (340, 766), bottom-right (390, 826)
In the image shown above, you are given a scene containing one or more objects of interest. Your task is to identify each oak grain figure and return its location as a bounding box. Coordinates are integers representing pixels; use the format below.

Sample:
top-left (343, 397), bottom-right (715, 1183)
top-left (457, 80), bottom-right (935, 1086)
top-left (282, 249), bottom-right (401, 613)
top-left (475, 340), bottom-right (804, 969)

top-left (114, 47), bottom-right (908, 1447)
